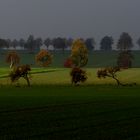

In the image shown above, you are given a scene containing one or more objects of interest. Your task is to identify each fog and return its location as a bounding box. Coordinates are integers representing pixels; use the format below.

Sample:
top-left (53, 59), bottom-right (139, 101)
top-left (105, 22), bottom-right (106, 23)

top-left (0, 0), bottom-right (140, 48)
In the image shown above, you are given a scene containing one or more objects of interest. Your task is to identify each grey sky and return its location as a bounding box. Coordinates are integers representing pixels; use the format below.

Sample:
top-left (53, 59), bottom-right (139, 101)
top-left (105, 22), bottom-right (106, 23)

top-left (0, 0), bottom-right (140, 47)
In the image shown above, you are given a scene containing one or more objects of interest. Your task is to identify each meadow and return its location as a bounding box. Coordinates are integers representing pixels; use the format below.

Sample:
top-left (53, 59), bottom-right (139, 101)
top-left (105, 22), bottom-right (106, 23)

top-left (0, 51), bottom-right (140, 139)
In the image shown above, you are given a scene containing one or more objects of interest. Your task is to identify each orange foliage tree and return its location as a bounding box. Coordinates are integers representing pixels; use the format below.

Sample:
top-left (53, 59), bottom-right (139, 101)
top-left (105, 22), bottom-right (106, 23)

top-left (35, 49), bottom-right (52, 67)
top-left (6, 51), bottom-right (20, 68)
top-left (71, 39), bottom-right (88, 67)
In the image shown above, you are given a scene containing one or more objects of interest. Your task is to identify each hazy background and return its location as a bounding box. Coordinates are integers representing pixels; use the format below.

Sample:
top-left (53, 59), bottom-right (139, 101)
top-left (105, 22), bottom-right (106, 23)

top-left (0, 0), bottom-right (140, 49)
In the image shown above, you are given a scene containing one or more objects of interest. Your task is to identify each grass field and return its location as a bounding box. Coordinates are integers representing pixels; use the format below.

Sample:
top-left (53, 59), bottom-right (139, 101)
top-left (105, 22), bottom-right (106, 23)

top-left (0, 85), bottom-right (140, 139)
top-left (0, 68), bottom-right (140, 139)
top-left (1, 50), bottom-right (140, 68)
top-left (0, 68), bottom-right (140, 85)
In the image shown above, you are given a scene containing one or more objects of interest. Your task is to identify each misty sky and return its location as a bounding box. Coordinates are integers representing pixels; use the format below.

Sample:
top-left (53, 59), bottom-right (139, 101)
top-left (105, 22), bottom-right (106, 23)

top-left (0, 0), bottom-right (140, 48)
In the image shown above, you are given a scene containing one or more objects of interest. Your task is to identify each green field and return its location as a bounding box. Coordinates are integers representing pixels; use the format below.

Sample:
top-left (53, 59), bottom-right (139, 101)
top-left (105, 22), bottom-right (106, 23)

top-left (1, 50), bottom-right (140, 68)
top-left (0, 85), bottom-right (140, 139)
top-left (0, 68), bottom-right (140, 139)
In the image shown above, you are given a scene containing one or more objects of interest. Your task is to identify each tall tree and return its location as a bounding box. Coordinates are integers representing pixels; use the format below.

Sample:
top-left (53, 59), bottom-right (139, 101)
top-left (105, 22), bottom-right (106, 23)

top-left (136, 38), bottom-right (140, 49)
top-left (34, 37), bottom-right (43, 51)
top-left (44, 38), bottom-right (51, 50)
top-left (25, 35), bottom-right (35, 53)
top-left (71, 39), bottom-right (88, 67)
top-left (0, 39), bottom-right (9, 49)
top-left (12, 39), bottom-right (19, 50)
top-left (117, 32), bottom-right (133, 50)
top-left (19, 38), bottom-right (26, 48)
top-left (52, 37), bottom-right (66, 53)
top-left (85, 38), bottom-right (95, 51)
top-left (100, 36), bottom-right (113, 50)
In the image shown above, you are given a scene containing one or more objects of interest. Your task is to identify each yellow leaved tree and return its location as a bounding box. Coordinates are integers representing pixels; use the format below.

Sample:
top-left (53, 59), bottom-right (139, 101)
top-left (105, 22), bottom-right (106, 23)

top-left (71, 39), bottom-right (88, 67)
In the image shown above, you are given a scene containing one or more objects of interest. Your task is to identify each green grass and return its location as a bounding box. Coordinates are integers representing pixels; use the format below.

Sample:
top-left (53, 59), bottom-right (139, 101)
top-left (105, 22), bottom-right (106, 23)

top-left (0, 68), bottom-right (140, 85)
top-left (0, 67), bottom-right (140, 139)
top-left (0, 85), bottom-right (140, 139)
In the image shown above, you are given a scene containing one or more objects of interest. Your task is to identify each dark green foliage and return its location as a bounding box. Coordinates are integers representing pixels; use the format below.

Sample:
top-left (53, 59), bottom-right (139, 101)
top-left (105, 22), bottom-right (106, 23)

top-left (100, 36), bottom-right (113, 50)
top-left (117, 32), bottom-right (133, 50)
top-left (70, 67), bottom-right (87, 85)
top-left (85, 38), bottom-right (95, 51)
top-left (9, 64), bottom-right (31, 86)
top-left (117, 50), bottom-right (134, 68)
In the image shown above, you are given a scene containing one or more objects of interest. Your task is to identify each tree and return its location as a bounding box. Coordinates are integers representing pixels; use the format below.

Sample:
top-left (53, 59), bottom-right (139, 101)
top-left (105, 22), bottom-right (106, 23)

top-left (35, 49), bottom-right (52, 67)
top-left (9, 64), bottom-right (31, 87)
top-left (0, 38), bottom-right (9, 49)
top-left (34, 37), bottom-right (43, 51)
top-left (117, 32), bottom-right (133, 50)
top-left (25, 35), bottom-right (35, 53)
top-left (70, 39), bottom-right (88, 67)
top-left (136, 38), bottom-right (140, 49)
top-left (6, 51), bottom-right (20, 68)
top-left (100, 36), bottom-right (113, 50)
top-left (97, 67), bottom-right (136, 86)
top-left (117, 50), bottom-right (134, 68)
top-left (44, 38), bottom-right (51, 50)
top-left (12, 39), bottom-right (19, 49)
top-left (52, 37), bottom-right (66, 53)
top-left (19, 38), bottom-right (26, 48)
top-left (70, 67), bottom-right (87, 85)
top-left (85, 38), bottom-right (95, 51)
top-left (97, 67), bottom-right (122, 86)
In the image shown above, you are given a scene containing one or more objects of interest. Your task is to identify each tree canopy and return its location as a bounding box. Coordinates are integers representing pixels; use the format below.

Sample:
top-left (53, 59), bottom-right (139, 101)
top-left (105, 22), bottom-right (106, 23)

top-left (71, 39), bottom-right (88, 67)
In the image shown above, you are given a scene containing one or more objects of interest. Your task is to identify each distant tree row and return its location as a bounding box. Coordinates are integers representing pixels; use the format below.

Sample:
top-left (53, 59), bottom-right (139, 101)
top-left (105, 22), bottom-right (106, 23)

top-left (1, 32), bottom-right (140, 52)
top-left (0, 35), bottom-right (95, 53)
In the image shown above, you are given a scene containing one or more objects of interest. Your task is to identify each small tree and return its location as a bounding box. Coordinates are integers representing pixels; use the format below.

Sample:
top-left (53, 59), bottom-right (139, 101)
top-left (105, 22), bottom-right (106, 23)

top-left (6, 51), bottom-right (20, 68)
top-left (35, 49), bottom-right (52, 67)
top-left (70, 67), bottom-right (87, 85)
top-left (97, 67), bottom-right (122, 86)
top-left (71, 39), bottom-right (88, 67)
top-left (9, 64), bottom-right (31, 87)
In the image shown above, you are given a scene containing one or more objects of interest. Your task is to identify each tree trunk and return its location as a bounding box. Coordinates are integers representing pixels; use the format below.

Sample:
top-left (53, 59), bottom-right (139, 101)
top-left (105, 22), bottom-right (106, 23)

top-left (24, 75), bottom-right (30, 87)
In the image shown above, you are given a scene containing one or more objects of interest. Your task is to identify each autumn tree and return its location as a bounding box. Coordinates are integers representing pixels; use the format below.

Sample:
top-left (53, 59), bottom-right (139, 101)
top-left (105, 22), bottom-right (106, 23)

top-left (97, 67), bottom-right (122, 86)
top-left (9, 64), bottom-right (31, 87)
top-left (35, 49), bottom-right (52, 67)
top-left (71, 39), bottom-right (88, 67)
top-left (70, 67), bottom-right (87, 85)
top-left (6, 51), bottom-right (20, 68)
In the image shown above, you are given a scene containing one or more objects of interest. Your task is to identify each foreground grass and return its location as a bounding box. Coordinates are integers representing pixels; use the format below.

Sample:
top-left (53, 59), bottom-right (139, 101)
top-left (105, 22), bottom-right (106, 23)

top-left (0, 85), bottom-right (140, 139)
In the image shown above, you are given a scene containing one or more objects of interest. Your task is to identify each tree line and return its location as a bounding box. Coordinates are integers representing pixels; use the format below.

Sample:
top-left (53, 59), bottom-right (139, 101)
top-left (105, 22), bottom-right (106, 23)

top-left (0, 32), bottom-right (140, 52)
